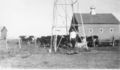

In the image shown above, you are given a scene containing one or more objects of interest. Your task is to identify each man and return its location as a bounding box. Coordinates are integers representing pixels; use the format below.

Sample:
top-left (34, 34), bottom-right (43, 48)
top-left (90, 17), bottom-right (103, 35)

top-left (70, 29), bottom-right (77, 48)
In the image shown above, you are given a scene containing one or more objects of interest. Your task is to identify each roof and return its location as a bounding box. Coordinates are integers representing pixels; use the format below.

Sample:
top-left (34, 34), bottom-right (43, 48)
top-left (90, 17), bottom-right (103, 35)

top-left (72, 13), bottom-right (120, 24)
top-left (0, 26), bottom-right (7, 32)
top-left (0, 26), bottom-right (4, 31)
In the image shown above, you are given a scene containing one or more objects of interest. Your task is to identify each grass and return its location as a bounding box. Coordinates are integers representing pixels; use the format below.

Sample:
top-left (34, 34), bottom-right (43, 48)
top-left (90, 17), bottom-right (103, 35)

top-left (0, 39), bottom-right (120, 69)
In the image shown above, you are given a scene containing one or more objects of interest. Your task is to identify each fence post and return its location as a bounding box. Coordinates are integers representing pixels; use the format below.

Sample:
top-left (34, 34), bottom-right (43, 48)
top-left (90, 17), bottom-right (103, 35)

top-left (19, 38), bottom-right (21, 48)
top-left (5, 38), bottom-right (8, 49)
top-left (112, 36), bottom-right (115, 47)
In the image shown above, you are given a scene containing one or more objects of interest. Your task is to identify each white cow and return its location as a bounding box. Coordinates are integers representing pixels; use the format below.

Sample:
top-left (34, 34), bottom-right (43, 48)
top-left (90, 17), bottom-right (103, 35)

top-left (75, 38), bottom-right (88, 49)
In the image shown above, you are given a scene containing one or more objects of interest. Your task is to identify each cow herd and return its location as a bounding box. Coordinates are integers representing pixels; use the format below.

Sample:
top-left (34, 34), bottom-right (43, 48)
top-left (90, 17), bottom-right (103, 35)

top-left (19, 35), bottom-right (100, 48)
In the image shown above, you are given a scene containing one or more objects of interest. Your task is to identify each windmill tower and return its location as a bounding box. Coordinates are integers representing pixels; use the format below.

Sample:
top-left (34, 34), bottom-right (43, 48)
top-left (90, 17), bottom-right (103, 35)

top-left (50, 0), bottom-right (88, 53)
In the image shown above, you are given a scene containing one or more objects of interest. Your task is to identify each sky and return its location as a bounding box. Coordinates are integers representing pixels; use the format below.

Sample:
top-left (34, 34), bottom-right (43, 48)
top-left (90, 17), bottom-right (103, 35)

top-left (0, 0), bottom-right (120, 39)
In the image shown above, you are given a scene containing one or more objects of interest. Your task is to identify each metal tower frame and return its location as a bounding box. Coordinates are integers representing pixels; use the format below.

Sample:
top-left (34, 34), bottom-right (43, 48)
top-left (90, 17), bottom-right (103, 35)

top-left (50, 0), bottom-right (88, 53)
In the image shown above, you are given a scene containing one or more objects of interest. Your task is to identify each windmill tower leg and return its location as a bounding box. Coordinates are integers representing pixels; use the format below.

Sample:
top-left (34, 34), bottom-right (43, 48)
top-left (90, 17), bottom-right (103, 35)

top-left (77, 2), bottom-right (89, 50)
top-left (54, 35), bottom-right (58, 52)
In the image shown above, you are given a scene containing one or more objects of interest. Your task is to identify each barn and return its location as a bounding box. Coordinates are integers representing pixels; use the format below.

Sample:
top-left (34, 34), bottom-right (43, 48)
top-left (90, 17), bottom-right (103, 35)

top-left (69, 13), bottom-right (120, 41)
top-left (0, 26), bottom-right (7, 40)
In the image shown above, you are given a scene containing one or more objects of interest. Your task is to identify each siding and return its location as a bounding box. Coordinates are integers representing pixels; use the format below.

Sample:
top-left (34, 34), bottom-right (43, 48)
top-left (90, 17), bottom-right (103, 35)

top-left (78, 24), bottom-right (120, 40)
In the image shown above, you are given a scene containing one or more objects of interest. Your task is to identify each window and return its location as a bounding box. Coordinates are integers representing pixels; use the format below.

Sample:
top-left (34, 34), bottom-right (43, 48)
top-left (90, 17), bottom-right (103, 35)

top-left (89, 28), bottom-right (93, 33)
top-left (100, 28), bottom-right (103, 33)
top-left (110, 28), bottom-right (114, 32)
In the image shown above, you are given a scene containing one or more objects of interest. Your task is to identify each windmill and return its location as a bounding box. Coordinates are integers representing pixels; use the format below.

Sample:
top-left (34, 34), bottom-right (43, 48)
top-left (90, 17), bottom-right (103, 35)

top-left (50, 0), bottom-right (88, 53)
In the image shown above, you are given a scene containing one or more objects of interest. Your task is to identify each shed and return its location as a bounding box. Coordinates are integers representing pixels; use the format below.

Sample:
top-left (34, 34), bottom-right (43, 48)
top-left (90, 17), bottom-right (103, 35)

top-left (0, 26), bottom-right (7, 40)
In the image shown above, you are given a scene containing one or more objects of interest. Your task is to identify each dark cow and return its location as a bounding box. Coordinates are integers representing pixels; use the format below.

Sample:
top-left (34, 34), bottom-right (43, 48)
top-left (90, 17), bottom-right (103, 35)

top-left (86, 35), bottom-right (99, 47)
top-left (57, 35), bottom-right (71, 49)
top-left (19, 35), bottom-right (35, 45)
top-left (27, 36), bottom-right (34, 44)
top-left (19, 36), bottom-right (27, 44)
top-left (36, 36), bottom-right (51, 48)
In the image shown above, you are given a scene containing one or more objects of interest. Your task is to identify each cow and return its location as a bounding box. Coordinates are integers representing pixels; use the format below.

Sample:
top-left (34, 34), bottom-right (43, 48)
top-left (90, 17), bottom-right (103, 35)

top-left (36, 36), bottom-right (51, 48)
top-left (19, 36), bottom-right (27, 44)
top-left (27, 36), bottom-right (34, 44)
top-left (86, 35), bottom-right (99, 47)
top-left (19, 35), bottom-right (35, 45)
top-left (57, 35), bottom-right (71, 49)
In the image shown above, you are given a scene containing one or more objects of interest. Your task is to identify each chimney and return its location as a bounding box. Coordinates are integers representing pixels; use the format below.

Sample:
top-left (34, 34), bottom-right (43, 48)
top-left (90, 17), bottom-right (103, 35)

top-left (90, 6), bottom-right (96, 15)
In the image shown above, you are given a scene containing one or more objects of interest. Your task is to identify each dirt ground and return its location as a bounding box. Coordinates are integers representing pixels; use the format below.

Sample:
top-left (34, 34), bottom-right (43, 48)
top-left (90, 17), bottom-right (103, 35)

top-left (0, 40), bottom-right (120, 69)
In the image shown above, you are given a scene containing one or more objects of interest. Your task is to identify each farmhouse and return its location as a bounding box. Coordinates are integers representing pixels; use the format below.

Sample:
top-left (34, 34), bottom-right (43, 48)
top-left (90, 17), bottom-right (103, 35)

top-left (0, 26), bottom-right (7, 40)
top-left (70, 13), bottom-right (120, 41)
